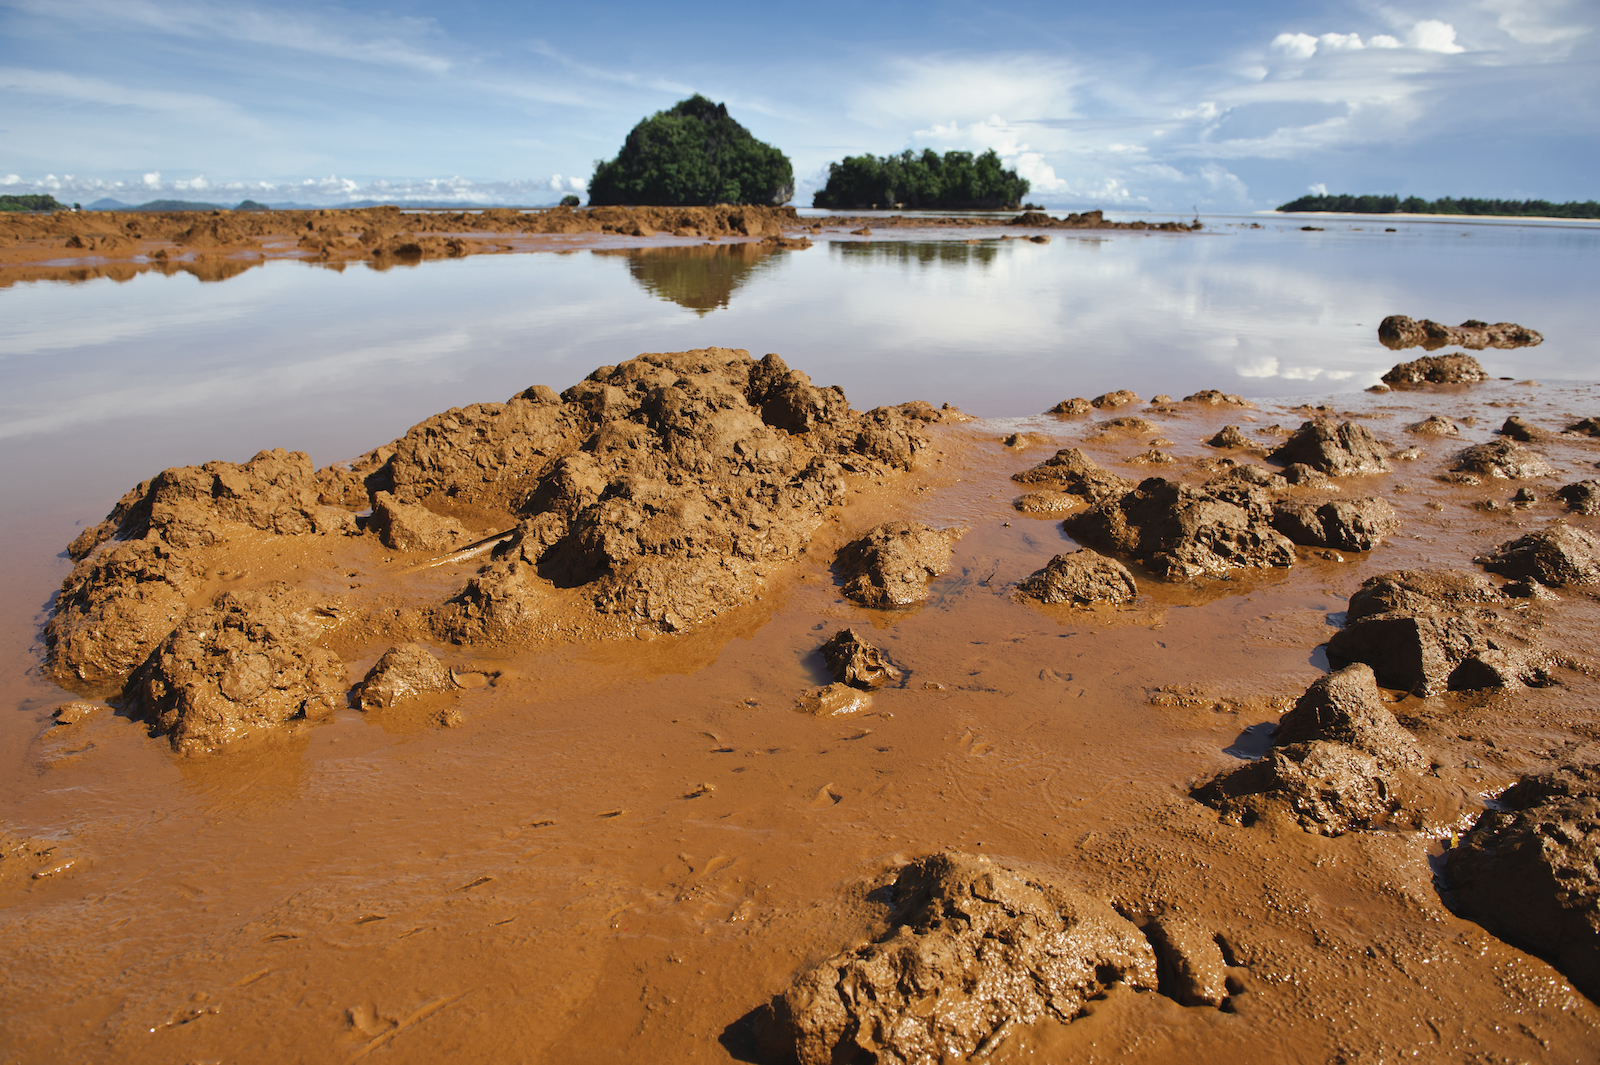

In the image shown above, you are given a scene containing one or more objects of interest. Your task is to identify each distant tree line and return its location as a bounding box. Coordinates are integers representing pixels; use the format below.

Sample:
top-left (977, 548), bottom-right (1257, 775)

top-left (812, 149), bottom-right (1030, 210)
top-left (1277, 193), bottom-right (1600, 219)
top-left (0, 194), bottom-right (66, 212)
top-left (589, 95), bottom-right (794, 207)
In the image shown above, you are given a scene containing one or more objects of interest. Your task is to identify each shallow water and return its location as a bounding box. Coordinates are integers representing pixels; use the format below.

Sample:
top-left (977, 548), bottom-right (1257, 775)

top-left (3, 218), bottom-right (1599, 1063)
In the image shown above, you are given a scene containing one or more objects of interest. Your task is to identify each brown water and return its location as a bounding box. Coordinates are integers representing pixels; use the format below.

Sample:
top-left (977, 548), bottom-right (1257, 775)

top-left (3, 222), bottom-right (1599, 1062)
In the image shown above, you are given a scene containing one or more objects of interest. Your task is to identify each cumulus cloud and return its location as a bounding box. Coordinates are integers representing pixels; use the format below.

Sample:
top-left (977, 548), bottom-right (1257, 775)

top-left (1408, 20), bottom-right (1465, 53)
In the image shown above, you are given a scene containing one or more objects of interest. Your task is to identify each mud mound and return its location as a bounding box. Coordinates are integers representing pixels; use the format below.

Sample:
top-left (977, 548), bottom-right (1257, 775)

top-left (1478, 524), bottom-right (1600, 587)
top-left (1269, 418), bottom-right (1390, 476)
top-left (355, 644), bottom-right (453, 710)
top-left (1093, 416), bottom-right (1158, 435)
top-left (1010, 447), bottom-right (1133, 503)
top-left (1406, 415), bottom-right (1460, 436)
top-left (1497, 416), bottom-right (1547, 442)
top-left (1063, 477), bottom-right (1294, 581)
top-left (1271, 498), bottom-right (1399, 552)
top-left (1566, 417), bottom-right (1600, 437)
top-left (820, 629), bottom-right (901, 690)
top-left (1327, 570), bottom-right (1553, 695)
top-left (1448, 439), bottom-right (1556, 482)
top-left (139, 588), bottom-right (346, 756)
top-left (1091, 390), bottom-right (1140, 409)
top-left (1184, 389), bottom-right (1253, 407)
top-left (1195, 665), bottom-right (1427, 835)
top-left (836, 522), bottom-right (965, 609)
top-left (752, 852), bottom-right (1157, 1065)
top-left (1557, 480), bottom-right (1600, 515)
top-left (1206, 425), bottom-right (1253, 449)
top-left (1446, 764), bottom-right (1600, 1001)
top-left (1015, 550), bottom-right (1138, 605)
top-left (1047, 397), bottom-right (1091, 415)
top-left (1381, 353), bottom-right (1490, 386)
top-left (1378, 317), bottom-right (1542, 352)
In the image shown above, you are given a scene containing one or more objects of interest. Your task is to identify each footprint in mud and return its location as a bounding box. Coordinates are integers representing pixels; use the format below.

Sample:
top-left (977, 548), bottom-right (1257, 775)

top-left (811, 783), bottom-right (843, 807)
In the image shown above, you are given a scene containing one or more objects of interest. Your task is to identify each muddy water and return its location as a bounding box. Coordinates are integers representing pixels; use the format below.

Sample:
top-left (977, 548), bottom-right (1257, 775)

top-left (3, 223), bottom-right (1600, 1062)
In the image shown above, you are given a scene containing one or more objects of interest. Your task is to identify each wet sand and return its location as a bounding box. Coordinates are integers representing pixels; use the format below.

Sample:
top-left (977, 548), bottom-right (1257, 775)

top-left (4, 347), bottom-right (1600, 1061)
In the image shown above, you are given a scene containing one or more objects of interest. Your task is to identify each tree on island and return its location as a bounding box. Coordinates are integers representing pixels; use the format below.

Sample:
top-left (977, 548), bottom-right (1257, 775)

top-left (0, 194), bottom-right (66, 213)
top-left (1277, 193), bottom-right (1600, 219)
top-left (812, 149), bottom-right (1030, 210)
top-left (587, 95), bottom-right (794, 207)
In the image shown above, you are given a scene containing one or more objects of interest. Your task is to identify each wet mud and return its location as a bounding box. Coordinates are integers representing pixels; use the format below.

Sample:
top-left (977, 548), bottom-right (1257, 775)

top-left (4, 350), bottom-right (1600, 1062)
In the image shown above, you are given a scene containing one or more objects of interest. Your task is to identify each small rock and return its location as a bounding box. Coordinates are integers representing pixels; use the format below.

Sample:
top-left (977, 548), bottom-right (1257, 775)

top-left (355, 643), bottom-right (454, 711)
top-left (1128, 448), bottom-right (1176, 465)
top-left (1003, 432), bottom-right (1054, 449)
top-left (1015, 551), bottom-right (1138, 606)
top-left (1378, 318), bottom-right (1541, 353)
top-left (820, 629), bottom-right (902, 690)
top-left (1194, 740), bottom-right (1401, 836)
top-left (1013, 491), bottom-right (1083, 514)
top-left (1477, 524), bottom-right (1600, 587)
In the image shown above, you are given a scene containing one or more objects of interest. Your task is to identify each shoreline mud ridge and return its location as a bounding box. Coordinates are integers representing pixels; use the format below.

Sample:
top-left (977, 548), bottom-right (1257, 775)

top-left (11, 334), bottom-right (1600, 1062)
top-left (0, 204), bottom-right (1197, 285)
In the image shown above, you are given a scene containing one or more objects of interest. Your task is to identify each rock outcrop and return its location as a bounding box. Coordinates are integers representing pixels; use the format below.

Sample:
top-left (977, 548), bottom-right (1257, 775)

top-left (1326, 570), bottom-right (1553, 695)
top-left (1446, 764), bottom-right (1600, 1001)
top-left (752, 853), bottom-right (1157, 1065)
top-left (1381, 353), bottom-right (1490, 386)
top-left (1378, 317), bottom-right (1542, 352)
top-left (1477, 524), bottom-right (1600, 587)
top-left (1268, 418), bottom-right (1390, 476)
top-left (1063, 477), bottom-right (1294, 581)
top-left (1015, 550), bottom-right (1138, 605)
top-left (835, 522), bottom-right (965, 609)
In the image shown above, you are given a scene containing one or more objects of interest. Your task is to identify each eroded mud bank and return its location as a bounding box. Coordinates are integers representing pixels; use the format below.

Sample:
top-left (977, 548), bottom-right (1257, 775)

top-left (4, 346), bottom-right (1600, 1063)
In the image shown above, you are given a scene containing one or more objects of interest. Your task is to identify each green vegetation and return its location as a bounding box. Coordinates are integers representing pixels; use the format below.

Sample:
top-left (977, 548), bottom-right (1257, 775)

top-left (0, 194), bottom-right (67, 213)
top-left (559, 194), bottom-right (581, 207)
top-left (812, 149), bottom-right (1030, 210)
top-left (1277, 193), bottom-right (1600, 219)
top-left (588, 95), bottom-right (794, 207)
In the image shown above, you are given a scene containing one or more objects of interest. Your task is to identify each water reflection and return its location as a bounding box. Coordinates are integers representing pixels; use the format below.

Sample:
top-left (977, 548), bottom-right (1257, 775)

top-left (0, 256), bottom-right (267, 289)
top-left (594, 243), bottom-right (786, 315)
top-left (830, 239), bottom-right (1006, 268)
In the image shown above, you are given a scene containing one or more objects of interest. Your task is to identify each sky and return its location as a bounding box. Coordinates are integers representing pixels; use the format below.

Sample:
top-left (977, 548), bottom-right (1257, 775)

top-left (1, 0), bottom-right (1596, 212)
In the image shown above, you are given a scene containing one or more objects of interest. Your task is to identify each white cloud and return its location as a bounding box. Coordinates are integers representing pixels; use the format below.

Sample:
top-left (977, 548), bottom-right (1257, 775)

top-left (1308, 182), bottom-right (1328, 195)
top-left (1370, 35), bottom-right (1402, 48)
top-left (1481, 0), bottom-right (1592, 46)
top-left (1, 174), bottom-right (20, 186)
top-left (143, 171), bottom-right (161, 187)
top-left (1409, 20), bottom-right (1465, 53)
top-left (852, 55), bottom-right (1078, 129)
top-left (1271, 33), bottom-right (1318, 59)
top-left (1318, 33), bottom-right (1367, 52)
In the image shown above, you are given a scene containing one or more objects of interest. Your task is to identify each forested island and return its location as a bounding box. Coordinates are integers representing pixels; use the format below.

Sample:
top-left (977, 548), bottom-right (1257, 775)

top-left (812, 149), bottom-right (1030, 210)
top-left (0, 194), bottom-right (66, 212)
top-left (1277, 193), bottom-right (1600, 219)
top-left (588, 95), bottom-right (794, 207)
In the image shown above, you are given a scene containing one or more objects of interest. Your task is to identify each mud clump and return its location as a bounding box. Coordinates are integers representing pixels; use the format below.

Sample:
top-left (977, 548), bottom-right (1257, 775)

top-left (1063, 477), bottom-right (1294, 581)
top-left (1271, 498), bottom-right (1399, 552)
top-left (1002, 432), bottom-right (1054, 449)
top-left (1047, 398), bottom-right (1091, 416)
top-left (1093, 416), bottom-right (1158, 436)
top-left (836, 522), bottom-right (965, 609)
top-left (1381, 353), bottom-right (1491, 386)
top-left (1015, 551), bottom-right (1138, 606)
top-left (370, 492), bottom-right (473, 553)
top-left (139, 588), bottom-right (346, 756)
top-left (1326, 570), bottom-right (1553, 696)
top-left (1478, 524), bottom-right (1600, 587)
top-left (1184, 390), bottom-right (1253, 408)
top-left (1194, 666), bottom-right (1425, 835)
top-left (1206, 425), bottom-right (1253, 449)
top-left (820, 629), bottom-right (901, 690)
top-left (1565, 417), bottom-right (1600, 437)
top-left (355, 643), bottom-right (454, 710)
top-left (1557, 480), bottom-right (1600, 515)
top-left (1406, 415), bottom-right (1460, 436)
top-left (1378, 317), bottom-right (1542, 352)
top-left (1445, 764), bottom-right (1600, 1001)
top-left (752, 852), bottom-right (1157, 1065)
top-left (1010, 447), bottom-right (1133, 504)
top-left (1269, 418), bottom-right (1390, 476)
top-left (795, 683), bottom-right (872, 717)
top-left (1091, 390), bottom-right (1140, 409)
top-left (1497, 416), bottom-right (1546, 443)
top-left (1447, 439), bottom-right (1556, 482)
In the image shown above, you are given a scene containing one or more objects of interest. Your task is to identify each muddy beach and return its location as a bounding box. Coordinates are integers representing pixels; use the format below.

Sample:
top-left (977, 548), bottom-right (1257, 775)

top-left (3, 223), bottom-right (1600, 1063)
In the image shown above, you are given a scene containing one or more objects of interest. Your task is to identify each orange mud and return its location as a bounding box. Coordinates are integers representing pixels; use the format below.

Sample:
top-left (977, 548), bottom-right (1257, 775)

top-left (4, 379), bottom-right (1600, 1062)
top-left (0, 204), bottom-right (1193, 289)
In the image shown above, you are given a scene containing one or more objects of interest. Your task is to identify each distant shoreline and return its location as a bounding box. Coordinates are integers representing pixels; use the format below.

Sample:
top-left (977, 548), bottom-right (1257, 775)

top-left (1268, 210), bottom-right (1600, 227)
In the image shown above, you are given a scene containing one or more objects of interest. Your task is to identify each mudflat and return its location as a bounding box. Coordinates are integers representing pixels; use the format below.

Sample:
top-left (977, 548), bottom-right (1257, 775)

top-left (3, 261), bottom-right (1599, 1060)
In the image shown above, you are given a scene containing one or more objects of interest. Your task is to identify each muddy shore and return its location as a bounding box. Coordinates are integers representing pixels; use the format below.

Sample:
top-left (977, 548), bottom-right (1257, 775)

top-left (4, 317), bottom-right (1600, 1057)
top-left (0, 204), bottom-right (1197, 287)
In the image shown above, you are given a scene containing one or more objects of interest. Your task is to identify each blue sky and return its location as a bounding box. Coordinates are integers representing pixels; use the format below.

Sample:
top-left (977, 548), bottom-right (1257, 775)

top-left (1, 0), bottom-right (1595, 211)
